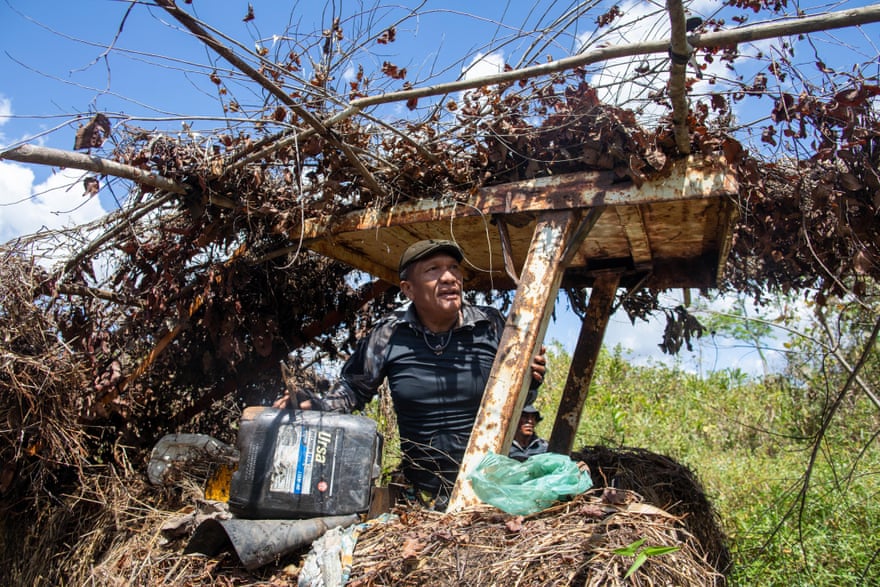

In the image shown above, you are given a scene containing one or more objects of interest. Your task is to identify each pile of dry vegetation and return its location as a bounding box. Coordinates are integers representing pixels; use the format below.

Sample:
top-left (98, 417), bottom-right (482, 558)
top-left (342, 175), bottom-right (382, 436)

top-left (347, 490), bottom-right (721, 587)
top-left (0, 436), bottom-right (727, 586)
top-left (345, 445), bottom-right (730, 587)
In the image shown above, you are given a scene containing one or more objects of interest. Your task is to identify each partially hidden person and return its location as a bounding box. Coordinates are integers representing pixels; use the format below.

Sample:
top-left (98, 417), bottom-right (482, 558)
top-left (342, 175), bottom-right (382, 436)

top-left (508, 404), bottom-right (549, 462)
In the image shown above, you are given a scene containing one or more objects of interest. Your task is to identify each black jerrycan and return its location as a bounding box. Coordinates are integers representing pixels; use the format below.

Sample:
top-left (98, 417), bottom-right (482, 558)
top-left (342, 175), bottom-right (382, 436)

top-left (229, 406), bottom-right (382, 519)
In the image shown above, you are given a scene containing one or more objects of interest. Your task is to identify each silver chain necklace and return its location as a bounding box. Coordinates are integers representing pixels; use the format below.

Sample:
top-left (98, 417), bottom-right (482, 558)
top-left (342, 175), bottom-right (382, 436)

top-left (422, 328), bottom-right (453, 355)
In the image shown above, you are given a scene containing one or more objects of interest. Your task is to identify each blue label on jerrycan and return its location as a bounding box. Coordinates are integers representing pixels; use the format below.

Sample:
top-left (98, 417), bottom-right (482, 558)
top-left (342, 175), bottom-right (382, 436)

top-left (229, 407), bottom-right (382, 519)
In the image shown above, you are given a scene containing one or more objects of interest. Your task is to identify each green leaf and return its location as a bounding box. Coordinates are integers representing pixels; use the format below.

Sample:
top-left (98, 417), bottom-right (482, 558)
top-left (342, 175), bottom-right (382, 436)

top-left (623, 552), bottom-right (649, 580)
top-left (642, 545), bottom-right (681, 557)
top-left (617, 541), bottom-right (681, 580)
top-left (613, 537), bottom-right (646, 556)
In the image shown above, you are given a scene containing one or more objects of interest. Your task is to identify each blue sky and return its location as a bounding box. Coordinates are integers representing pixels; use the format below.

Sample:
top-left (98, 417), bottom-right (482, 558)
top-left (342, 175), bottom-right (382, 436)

top-left (2, 0), bottom-right (876, 376)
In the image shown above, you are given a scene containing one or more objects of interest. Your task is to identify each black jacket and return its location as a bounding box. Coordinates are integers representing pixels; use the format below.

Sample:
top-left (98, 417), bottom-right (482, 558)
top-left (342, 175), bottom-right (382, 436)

top-left (509, 435), bottom-right (549, 462)
top-left (313, 303), bottom-right (539, 495)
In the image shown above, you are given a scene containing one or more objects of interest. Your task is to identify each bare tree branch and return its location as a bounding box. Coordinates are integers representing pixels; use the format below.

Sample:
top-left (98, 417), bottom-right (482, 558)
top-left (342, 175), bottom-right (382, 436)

top-left (0, 144), bottom-right (189, 195)
top-left (347, 4), bottom-right (880, 109)
top-left (667, 0), bottom-right (691, 154)
top-left (224, 4), bottom-right (880, 174)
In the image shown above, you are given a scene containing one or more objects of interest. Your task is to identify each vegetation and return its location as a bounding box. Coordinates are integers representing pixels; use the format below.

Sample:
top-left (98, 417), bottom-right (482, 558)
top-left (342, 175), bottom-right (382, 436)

top-left (534, 295), bottom-right (880, 586)
top-left (1, 2), bottom-right (879, 584)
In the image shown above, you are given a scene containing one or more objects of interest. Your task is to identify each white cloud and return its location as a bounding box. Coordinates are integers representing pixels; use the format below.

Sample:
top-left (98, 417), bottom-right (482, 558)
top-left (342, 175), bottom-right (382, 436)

top-left (457, 51), bottom-right (507, 115)
top-left (0, 95), bottom-right (10, 124)
top-left (0, 161), bottom-right (108, 244)
top-left (462, 51), bottom-right (505, 80)
top-left (342, 62), bottom-right (358, 84)
top-left (0, 94), bottom-right (11, 147)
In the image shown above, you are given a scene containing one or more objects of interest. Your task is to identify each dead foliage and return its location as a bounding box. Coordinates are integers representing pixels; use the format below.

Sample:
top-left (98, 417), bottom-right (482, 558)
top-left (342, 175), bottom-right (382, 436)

top-left (573, 445), bottom-right (731, 576)
top-left (0, 249), bottom-right (94, 510)
top-left (347, 490), bottom-right (722, 587)
top-left (0, 445), bottom-right (726, 587)
top-left (348, 446), bottom-right (728, 586)
top-left (0, 463), bottom-right (257, 587)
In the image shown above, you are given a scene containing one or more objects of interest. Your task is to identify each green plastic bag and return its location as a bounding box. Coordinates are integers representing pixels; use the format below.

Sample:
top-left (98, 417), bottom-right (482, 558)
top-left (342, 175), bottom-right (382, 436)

top-left (469, 451), bottom-right (592, 515)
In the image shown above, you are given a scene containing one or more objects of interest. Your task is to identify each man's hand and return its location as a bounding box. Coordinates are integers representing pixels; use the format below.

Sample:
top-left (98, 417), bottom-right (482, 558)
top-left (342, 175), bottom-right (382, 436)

top-left (272, 390), bottom-right (314, 410)
top-left (531, 345), bottom-right (547, 383)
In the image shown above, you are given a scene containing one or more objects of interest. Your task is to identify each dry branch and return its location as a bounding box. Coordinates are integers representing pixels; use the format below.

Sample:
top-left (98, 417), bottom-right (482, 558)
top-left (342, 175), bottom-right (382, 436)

top-left (667, 0), bottom-right (691, 155)
top-left (52, 282), bottom-right (141, 306)
top-left (0, 143), bottom-right (189, 195)
top-left (155, 0), bottom-right (385, 196)
top-left (347, 4), bottom-right (880, 109)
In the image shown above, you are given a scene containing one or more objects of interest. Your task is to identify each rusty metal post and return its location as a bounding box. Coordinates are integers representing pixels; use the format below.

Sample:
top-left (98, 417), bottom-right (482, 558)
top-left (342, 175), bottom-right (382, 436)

top-left (547, 271), bottom-right (621, 455)
top-left (446, 209), bottom-right (581, 513)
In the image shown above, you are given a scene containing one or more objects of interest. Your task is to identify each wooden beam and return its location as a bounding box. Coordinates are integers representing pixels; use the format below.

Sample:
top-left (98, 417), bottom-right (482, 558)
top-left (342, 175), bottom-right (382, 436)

top-left (561, 207), bottom-right (607, 267)
top-left (293, 155), bottom-right (735, 240)
top-left (447, 209), bottom-right (582, 512)
top-left (547, 272), bottom-right (622, 455)
top-left (713, 196), bottom-right (739, 285)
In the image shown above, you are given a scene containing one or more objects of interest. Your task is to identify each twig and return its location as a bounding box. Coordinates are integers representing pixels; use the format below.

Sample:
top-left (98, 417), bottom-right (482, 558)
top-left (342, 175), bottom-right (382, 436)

top-left (50, 282), bottom-right (142, 307)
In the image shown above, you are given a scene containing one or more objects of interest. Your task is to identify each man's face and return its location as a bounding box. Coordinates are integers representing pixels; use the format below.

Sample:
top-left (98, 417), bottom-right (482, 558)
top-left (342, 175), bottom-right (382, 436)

top-left (518, 413), bottom-right (538, 436)
top-left (400, 253), bottom-right (463, 326)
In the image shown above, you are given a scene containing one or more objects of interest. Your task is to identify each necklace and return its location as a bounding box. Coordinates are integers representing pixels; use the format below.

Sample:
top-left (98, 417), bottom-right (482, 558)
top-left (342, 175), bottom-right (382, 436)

top-left (422, 328), bottom-right (453, 355)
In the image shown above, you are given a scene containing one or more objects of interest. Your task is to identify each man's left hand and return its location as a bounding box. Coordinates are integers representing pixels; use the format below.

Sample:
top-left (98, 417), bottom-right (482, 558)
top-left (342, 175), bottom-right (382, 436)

top-left (531, 345), bottom-right (547, 383)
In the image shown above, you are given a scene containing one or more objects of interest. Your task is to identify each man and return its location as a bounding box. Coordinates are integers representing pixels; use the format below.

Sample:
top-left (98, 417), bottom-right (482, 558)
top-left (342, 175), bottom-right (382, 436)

top-left (274, 239), bottom-right (545, 507)
top-left (508, 404), bottom-right (549, 462)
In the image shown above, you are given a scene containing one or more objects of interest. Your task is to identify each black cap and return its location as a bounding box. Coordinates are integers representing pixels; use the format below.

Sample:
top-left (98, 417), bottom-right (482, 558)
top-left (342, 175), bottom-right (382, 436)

top-left (521, 404), bottom-right (543, 422)
top-left (398, 239), bottom-right (463, 279)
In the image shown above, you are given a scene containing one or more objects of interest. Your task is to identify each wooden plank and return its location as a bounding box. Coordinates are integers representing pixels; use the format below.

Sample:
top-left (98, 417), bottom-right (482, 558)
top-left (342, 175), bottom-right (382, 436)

top-left (446, 209), bottom-right (581, 513)
top-left (547, 272), bottom-right (621, 455)
top-left (615, 206), bottom-right (652, 265)
top-left (307, 237), bottom-right (401, 284)
top-left (293, 156), bottom-right (734, 240)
